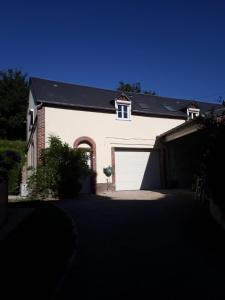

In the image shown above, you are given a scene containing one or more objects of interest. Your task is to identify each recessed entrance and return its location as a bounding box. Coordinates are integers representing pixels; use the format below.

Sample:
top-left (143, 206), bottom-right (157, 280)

top-left (73, 136), bottom-right (96, 193)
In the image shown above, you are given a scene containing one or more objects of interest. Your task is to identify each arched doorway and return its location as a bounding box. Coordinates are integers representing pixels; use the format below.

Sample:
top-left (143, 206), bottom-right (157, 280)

top-left (73, 136), bottom-right (96, 193)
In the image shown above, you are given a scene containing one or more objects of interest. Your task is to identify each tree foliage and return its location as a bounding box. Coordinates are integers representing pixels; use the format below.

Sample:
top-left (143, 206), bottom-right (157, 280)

top-left (197, 113), bottom-right (225, 208)
top-left (28, 136), bottom-right (92, 199)
top-left (117, 81), bottom-right (156, 95)
top-left (0, 140), bottom-right (25, 194)
top-left (0, 69), bottom-right (29, 140)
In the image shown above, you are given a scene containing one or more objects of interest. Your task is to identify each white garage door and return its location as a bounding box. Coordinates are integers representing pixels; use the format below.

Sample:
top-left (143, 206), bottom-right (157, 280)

top-left (115, 149), bottom-right (160, 191)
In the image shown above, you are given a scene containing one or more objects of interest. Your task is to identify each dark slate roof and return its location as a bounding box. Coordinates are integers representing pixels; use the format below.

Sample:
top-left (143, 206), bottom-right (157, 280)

top-left (30, 77), bottom-right (221, 119)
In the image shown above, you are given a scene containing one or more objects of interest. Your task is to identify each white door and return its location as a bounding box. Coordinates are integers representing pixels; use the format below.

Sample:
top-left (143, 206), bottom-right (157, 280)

top-left (115, 149), bottom-right (160, 191)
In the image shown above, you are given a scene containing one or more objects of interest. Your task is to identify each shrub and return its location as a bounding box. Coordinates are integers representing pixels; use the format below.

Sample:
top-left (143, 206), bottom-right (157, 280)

top-left (28, 136), bottom-right (91, 199)
top-left (0, 140), bottom-right (25, 194)
top-left (197, 113), bottom-right (225, 208)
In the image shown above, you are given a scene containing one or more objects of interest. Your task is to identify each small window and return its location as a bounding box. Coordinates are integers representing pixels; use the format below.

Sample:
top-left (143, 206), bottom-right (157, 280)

top-left (118, 105), bottom-right (123, 118)
top-left (115, 99), bottom-right (131, 120)
top-left (123, 105), bottom-right (128, 118)
top-left (187, 107), bottom-right (200, 120)
top-left (117, 104), bottom-right (129, 119)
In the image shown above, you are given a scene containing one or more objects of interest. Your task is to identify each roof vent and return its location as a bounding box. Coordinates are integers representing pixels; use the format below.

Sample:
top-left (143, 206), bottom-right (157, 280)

top-left (163, 105), bottom-right (178, 112)
top-left (138, 102), bottom-right (150, 109)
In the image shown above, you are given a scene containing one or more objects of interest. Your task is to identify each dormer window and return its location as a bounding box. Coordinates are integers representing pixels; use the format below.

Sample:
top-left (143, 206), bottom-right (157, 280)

top-left (118, 104), bottom-right (128, 119)
top-left (115, 93), bottom-right (131, 120)
top-left (187, 107), bottom-right (200, 120)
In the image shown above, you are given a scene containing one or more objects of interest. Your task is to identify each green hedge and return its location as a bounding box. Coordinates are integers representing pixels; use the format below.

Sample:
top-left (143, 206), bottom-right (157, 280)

top-left (28, 136), bottom-right (92, 199)
top-left (0, 139), bottom-right (26, 194)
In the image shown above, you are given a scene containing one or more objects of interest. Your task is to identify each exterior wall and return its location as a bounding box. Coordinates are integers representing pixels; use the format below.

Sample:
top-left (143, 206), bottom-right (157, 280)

top-left (45, 107), bottom-right (184, 191)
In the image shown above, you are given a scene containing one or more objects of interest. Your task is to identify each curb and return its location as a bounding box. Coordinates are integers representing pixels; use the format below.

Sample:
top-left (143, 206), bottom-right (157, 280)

top-left (50, 204), bottom-right (79, 299)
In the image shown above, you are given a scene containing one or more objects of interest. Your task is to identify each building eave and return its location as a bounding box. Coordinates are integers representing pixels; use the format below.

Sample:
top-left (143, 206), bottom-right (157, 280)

top-left (38, 101), bottom-right (187, 119)
top-left (158, 118), bottom-right (203, 143)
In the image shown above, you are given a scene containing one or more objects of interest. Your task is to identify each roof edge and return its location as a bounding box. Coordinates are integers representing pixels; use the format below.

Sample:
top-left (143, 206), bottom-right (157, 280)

top-left (40, 101), bottom-right (187, 119)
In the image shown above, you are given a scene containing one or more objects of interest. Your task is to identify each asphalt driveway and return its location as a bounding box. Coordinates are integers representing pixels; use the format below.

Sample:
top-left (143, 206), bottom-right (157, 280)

top-left (57, 190), bottom-right (225, 300)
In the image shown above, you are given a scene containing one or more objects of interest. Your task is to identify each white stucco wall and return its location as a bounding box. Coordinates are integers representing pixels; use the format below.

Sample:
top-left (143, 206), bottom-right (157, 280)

top-left (45, 107), bottom-right (184, 184)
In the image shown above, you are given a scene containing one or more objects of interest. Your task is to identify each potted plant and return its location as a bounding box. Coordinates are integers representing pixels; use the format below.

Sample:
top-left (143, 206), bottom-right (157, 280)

top-left (103, 166), bottom-right (113, 191)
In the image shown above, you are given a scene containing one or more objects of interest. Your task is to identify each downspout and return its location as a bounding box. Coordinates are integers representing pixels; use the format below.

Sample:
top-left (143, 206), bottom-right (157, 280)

top-left (26, 102), bottom-right (43, 153)
top-left (23, 102), bottom-right (44, 196)
top-left (36, 102), bottom-right (43, 111)
top-left (36, 102), bottom-right (45, 166)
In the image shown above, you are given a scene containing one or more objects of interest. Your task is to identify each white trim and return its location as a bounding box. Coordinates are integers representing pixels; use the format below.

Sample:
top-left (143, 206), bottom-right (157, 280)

top-left (187, 107), bottom-right (200, 120)
top-left (29, 108), bottom-right (35, 130)
top-left (115, 99), bottom-right (131, 105)
top-left (164, 123), bottom-right (203, 142)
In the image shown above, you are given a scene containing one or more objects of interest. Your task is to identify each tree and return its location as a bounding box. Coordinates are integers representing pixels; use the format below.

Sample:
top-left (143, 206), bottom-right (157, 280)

top-left (0, 140), bottom-right (25, 194)
top-left (28, 136), bottom-right (92, 199)
top-left (144, 90), bottom-right (157, 96)
top-left (196, 113), bottom-right (225, 209)
top-left (216, 96), bottom-right (225, 106)
top-left (0, 148), bottom-right (21, 194)
top-left (117, 81), bottom-right (141, 93)
top-left (0, 69), bottom-right (29, 140)
top-left (117, 81), bottom-right (156, 95)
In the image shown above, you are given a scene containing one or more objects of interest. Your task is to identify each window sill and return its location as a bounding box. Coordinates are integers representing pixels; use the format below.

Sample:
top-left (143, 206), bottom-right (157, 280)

top-left (116, 118), bottom-right (131, 121)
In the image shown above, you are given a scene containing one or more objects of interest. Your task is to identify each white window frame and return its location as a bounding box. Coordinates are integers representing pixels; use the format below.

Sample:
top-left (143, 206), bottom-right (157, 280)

top-left (187, 107), bottom-right (200, 120)
top-left (115, 99), bottom-right (131, 121)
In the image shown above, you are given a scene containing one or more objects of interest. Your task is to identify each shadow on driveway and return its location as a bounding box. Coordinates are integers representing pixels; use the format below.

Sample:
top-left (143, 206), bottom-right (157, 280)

top-left (0, 201), bottom-right (76, 300)
top-left (56, 190), bottom-right (225, 300)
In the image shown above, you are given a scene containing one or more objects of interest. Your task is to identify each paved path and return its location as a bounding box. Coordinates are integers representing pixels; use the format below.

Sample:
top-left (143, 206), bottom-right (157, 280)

top-left (57, 190), bottom-right (225, 300)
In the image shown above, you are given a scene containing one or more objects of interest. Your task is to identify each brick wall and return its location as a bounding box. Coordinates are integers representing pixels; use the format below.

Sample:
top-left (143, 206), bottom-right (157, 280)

top-left (37, 107), bottom-right (45, 164)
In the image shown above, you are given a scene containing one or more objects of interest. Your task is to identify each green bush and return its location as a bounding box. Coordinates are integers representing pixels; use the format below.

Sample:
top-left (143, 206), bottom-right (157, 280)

top-left (197, 113), bottom-right (225, 208)
top-left (0, 140), bottom-right (25, 194)
top-left (28, 136), bottom-right (92, 199)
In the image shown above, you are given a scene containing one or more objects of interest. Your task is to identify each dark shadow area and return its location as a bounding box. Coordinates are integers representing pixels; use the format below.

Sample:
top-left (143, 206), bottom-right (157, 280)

top-left (53, 192), bottom-right (225, 300)
top-left (0, 201), bottom-right (76, 300)
top-left (140, 148), bottom-right (161, 190)
top-left (165, 130), bottom-right (205, 189)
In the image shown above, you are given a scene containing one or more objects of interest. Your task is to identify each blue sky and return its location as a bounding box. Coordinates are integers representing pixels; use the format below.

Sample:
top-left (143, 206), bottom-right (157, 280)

top-left (1, 0), bottom-right (225, 102)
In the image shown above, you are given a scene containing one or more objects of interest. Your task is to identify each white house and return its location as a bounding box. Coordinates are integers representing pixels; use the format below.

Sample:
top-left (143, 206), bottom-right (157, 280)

top-left (26, 77), bottom-right (220, 193)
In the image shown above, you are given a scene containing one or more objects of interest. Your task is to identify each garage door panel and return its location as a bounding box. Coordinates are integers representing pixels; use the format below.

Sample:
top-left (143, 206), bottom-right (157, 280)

top-left (140, 150), bottom-right (160, 189)
top-left (115, 149), bottom-right (160, 191)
